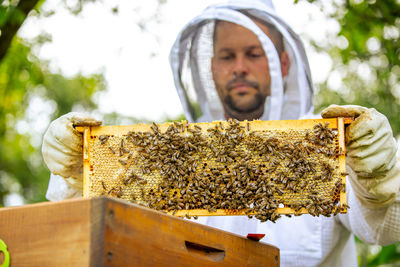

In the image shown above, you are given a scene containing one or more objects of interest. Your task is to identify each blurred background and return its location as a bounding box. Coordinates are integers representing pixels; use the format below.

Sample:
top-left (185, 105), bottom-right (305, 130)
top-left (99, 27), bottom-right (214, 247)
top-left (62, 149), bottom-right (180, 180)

top-left (0, 0), bottom-right (399, 265)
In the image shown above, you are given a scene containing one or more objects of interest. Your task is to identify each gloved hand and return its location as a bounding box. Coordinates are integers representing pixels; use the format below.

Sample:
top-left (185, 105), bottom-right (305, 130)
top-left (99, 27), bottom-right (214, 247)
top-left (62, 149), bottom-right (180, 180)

top-left (321, 104), bottom-right (400, 208)
top-left (42, 112), bottom-right (102, 189)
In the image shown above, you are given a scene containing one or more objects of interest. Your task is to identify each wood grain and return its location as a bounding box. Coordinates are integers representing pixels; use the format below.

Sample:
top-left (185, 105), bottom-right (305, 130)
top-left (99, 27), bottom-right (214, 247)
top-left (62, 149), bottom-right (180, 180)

top-left (103, 198), bottom-right (279, 267)
top-left (0, 198), bottom-right (96, 266)
top-left (0, 197), bottom-right (279, 266)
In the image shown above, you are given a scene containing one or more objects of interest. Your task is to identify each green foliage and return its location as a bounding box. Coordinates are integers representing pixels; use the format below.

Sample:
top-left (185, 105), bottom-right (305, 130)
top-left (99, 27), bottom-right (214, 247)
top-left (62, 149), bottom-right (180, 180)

top-left (44, 72), bottom-right (104, 120)
top-left (0, 0), bottom-right (169, 206)
top-left (0, 37), bottom-right (105, 205)
top-left (368, 245), bottom-right (400, 266)
top-left (0, 0), bottom-right (42, 62)
top-left (309, 0), bottom-right (400, 136)
top-left (0, 3), bottom-right (26, 27)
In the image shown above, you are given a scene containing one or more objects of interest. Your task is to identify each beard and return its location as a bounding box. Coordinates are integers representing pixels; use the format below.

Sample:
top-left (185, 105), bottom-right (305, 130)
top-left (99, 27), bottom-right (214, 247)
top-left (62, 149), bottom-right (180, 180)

top-left (214, 76), bottom-right (269, 120)
top-left (221, 91), bottom-right (267, 121)
top-left (224, 92), bottom-right (265, 113)
top-left (224, 77), bottom-right (266, 112)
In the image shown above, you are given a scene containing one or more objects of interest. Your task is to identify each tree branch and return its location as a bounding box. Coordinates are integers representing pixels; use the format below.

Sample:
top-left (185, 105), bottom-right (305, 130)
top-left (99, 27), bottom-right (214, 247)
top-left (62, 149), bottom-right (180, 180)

top-left (0, 0), bottom-right (40, 62)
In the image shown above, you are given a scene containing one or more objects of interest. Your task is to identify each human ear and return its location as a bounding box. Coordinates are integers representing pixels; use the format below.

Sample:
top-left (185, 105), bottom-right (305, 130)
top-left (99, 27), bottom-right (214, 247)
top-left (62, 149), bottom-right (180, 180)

top-left (280, 51), bottom-right (290, 77)
top-left (211, 56), bottom-right (216, 79)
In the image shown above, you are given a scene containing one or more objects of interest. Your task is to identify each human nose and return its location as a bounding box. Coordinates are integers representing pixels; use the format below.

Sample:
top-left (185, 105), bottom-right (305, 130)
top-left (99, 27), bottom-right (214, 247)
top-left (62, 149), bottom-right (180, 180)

top-left (232, 55), bottom-right (248, 77)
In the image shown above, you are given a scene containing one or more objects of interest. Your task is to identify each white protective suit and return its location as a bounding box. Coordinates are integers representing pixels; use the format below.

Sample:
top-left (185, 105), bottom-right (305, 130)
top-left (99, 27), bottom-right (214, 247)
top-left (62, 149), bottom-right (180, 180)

top-left (44, 1), bottom-right (400, 266)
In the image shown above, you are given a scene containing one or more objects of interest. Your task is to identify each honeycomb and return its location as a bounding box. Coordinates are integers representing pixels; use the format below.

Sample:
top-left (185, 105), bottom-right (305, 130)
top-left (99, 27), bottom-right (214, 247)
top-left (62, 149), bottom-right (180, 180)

top-left (78, 118), bottom-right (350, 222)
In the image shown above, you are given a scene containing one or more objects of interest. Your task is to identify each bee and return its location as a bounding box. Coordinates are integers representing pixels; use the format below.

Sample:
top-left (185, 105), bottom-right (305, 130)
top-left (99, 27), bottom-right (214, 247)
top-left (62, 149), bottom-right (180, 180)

top-left (151, 122), bottom-right (159, 133)
top-left (109, 146), bottom-right (116, 154)
top-left (208, 207), bottom-right (217, 213)
top-left (119, 159), bottom-right (127, 165)
top-left (194, 125), bottom-right (202, 132)
top-left (219, 121), bottom-right (224, 130)
top-left (341, 203), bottom-right (350, 210)
top-left (107, 187), bottom-right (115, 195)
top-left (101, 181), bottom-right (107, 190)
top-left (140, 188), bottom-right (146, 199)
top-left (183, 120), bottom-right (190, 129)
top-left (333, 207), bottom-right (341, 216)
top-left (99, 135), bottom-right (109, 145)
top-left (138, 179), bottom-right (148, 185)
top-left (115, 186), bottom-right (123, 198)
top-left (340, 184), bottom-right (346, 193)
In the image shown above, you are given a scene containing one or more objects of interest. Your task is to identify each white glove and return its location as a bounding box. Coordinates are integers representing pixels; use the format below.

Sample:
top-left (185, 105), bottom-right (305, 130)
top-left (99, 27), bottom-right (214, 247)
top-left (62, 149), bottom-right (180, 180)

top-left (321, 104), bottom-right (400, 208)
top-left (42, 112), bottom-right (102, 189)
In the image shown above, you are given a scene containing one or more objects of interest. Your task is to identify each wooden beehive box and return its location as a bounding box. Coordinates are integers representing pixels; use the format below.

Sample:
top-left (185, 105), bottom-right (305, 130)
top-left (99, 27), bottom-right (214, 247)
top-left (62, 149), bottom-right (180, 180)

top-left (0, 197), bottom-right (279, 266)
top-left (77, 118), bottom-right (352, 222)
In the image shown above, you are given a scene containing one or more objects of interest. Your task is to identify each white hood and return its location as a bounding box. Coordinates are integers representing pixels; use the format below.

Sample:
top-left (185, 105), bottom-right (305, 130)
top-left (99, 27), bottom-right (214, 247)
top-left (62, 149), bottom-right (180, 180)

top-left (169, 0), bottom-right (314, 122)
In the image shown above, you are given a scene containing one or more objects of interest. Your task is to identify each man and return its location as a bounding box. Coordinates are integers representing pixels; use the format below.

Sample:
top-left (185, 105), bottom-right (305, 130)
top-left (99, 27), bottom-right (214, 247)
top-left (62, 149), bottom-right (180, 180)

top-left (42, 1), bottom-right (400, 266)
top-left (211, 19), bottom-right (290, 121)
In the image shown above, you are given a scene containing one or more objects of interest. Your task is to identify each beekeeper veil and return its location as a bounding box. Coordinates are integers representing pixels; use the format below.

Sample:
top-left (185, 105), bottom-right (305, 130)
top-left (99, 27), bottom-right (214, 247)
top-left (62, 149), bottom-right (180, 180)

top-left (169, 0), bottom-right (314, 122)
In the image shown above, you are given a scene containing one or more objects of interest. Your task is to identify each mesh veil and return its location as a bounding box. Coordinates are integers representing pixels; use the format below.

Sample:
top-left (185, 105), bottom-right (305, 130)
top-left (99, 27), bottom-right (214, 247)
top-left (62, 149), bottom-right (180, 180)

top-left (169, 0), bottom-right (314, 122)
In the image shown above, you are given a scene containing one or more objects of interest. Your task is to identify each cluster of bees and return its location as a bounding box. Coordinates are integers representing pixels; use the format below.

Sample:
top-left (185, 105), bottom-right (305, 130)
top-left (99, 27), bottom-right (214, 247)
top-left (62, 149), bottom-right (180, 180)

top-left (89, 119), bottom-right (347, 223)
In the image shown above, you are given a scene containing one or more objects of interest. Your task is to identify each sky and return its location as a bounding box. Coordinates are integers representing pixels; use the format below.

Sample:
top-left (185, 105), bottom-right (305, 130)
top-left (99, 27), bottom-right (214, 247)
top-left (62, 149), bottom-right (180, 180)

top-left (19, 0), bottom-right (337, 122)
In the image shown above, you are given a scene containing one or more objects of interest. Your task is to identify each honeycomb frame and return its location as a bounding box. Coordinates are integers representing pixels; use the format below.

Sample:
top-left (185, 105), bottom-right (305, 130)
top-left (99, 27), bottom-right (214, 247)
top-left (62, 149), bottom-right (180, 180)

top-left (77, 118), bottom-right (352, 220)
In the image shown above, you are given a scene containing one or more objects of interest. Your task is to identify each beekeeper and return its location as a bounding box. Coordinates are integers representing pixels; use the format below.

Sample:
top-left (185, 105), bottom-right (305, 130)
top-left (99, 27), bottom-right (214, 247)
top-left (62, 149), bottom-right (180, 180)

top-left (42, 1), bottom-right (400, 266)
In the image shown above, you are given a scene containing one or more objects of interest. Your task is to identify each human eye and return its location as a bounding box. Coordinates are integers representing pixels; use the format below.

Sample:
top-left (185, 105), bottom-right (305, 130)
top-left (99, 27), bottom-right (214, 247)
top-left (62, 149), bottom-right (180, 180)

top-left (217, 51), bottom-right (234, 61)
top-left (247, 48), bottom-right (265, 58)
top-left (250, 52), bottom-right (263, 58)
top-left (219, 54), bottom-right (233, 60)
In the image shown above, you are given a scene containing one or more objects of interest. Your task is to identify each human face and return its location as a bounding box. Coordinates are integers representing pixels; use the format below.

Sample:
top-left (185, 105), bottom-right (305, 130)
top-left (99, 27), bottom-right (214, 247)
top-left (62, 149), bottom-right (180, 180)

top-left (211, 21), bottom-right (273, 121)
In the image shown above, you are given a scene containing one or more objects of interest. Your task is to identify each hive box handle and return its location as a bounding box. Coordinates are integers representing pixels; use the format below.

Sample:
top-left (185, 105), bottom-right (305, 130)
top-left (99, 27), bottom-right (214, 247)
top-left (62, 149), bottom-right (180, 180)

top-left (185, 241), bottom-right (225, 262)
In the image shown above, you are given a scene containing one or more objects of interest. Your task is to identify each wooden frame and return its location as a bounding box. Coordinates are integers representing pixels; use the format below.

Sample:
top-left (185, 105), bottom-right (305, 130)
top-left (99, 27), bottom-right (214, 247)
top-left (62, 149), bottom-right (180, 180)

top-left (77, 118), bottom-right (352, 217)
